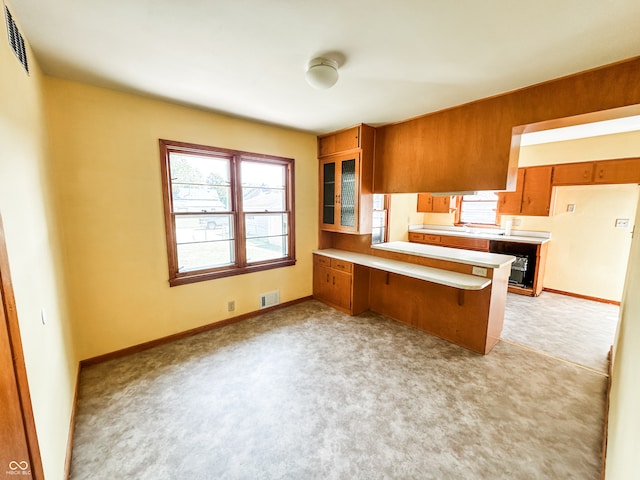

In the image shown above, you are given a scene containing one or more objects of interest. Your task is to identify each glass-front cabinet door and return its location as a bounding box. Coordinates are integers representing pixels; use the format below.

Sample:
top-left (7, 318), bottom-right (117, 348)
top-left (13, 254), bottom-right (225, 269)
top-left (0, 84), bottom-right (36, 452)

top-left (320, 153), bottom-right (360, 232)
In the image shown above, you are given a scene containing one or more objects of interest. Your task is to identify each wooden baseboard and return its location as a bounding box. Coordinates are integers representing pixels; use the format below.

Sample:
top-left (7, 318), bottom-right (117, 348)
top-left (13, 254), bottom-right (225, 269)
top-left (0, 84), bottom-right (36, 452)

top-left (64, 365), bottom-right (81, 479)
top-left (542, 288), bottom-right (621, 306)
top-left (80, 296), bottom-right (313, 367)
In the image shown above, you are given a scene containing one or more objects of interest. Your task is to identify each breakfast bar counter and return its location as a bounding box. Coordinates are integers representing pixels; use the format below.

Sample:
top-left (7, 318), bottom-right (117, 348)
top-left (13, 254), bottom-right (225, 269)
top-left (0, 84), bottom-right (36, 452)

top-left (313, 242), bottom-right (515, 354)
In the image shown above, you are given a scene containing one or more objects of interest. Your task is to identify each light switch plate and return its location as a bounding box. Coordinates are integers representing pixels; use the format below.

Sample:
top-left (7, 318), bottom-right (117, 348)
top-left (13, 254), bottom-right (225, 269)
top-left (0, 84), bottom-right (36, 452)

top-left (472, 266), bottom-right (488, 277)
top-left (615, 218), bottom-right (630, 228)
top-left (567, 204), bottom-right (576, 213)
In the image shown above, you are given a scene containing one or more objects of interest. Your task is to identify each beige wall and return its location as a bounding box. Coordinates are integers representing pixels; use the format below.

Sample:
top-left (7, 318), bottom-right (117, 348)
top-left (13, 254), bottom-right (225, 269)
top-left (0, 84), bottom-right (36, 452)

top-left (605, 196), bottom-right (640, 479)
top-left (44, 78), bottom-right (318, 360)
top-left (387, 194), bottom-right (425, 241)
top-left (501, 184), bottom-right (638, 301)
top-left (0, 4), bottom-right (77, 478)
top-left (517, 130), bottom-right (640, 166)
top-left (420, 132), bottom-right (640, 301)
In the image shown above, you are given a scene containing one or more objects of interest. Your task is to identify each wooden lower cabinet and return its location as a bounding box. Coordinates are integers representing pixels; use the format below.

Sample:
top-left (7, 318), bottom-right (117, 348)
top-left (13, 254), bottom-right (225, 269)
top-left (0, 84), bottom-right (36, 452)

top-left (313, 254), bottom-right (369, 315)
top-left (368, 268), bottom-right (508, 354)
top-left (313, 252), bottom-right (510, 354)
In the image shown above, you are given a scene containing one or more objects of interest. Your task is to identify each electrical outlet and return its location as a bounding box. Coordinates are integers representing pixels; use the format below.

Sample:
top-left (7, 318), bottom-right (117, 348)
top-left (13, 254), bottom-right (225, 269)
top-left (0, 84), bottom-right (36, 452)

top-left (615, 218), bottom-right (630, 228)
top-left (512, 218), bottom-right (521, 227)
top-left (472, 266), bottom-right (488, 277)
top-left (567, 204), bottom-right (576, 213)
top-left (227, 300), bottom-right (235, 312)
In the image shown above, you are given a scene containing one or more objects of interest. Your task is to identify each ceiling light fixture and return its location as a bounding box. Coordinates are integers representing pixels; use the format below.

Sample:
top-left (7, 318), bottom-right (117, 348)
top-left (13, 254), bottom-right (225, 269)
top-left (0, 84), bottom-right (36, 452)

top-left (305, 57), bottom-right (339, 90)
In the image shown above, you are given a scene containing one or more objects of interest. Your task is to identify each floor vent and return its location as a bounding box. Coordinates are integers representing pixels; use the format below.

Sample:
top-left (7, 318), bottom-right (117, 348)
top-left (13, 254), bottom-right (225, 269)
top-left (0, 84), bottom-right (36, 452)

top-left (259, 291), bottom-right (280, 309)
top-left (4, 6), bottom-right (28, 74)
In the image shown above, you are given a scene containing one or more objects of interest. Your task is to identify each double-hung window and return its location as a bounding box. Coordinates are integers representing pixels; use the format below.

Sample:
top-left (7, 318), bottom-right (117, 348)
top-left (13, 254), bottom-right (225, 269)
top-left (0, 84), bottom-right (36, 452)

top-left (160, 140), bottom-right (295, 286)
top-left (456, 191), bottom-right (499, 225)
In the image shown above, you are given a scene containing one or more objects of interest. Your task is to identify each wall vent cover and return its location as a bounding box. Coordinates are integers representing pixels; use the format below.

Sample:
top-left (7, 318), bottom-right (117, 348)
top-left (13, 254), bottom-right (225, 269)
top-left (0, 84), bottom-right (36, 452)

top-left (5, 6), bottom-right (28, 73)
top-left (259, 291), bottom-right (280, 309)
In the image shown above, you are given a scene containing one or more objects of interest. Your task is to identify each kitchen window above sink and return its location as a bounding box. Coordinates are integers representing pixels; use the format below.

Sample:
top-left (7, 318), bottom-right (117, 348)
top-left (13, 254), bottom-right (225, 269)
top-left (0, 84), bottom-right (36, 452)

top-left (457, 191), bottom-right (499, 225)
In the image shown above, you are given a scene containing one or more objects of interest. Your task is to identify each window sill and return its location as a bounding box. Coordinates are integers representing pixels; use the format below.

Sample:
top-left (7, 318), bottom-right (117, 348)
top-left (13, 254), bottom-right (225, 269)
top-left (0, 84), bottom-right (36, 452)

top-left (169, 258), bottom-right (296, 287)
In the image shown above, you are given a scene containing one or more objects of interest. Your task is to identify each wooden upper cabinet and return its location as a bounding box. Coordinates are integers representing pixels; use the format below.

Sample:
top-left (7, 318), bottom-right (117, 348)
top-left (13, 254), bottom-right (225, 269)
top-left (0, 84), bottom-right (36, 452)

top-left (552, 162), bottom-right (595, 186)
top-left (594, 158), bottom-right (640, 184)
top-left (373, 57), bottom-right (640, 195)
top-left (497, 167), bottom-right (553, 216)
top-left (520, 166), bottom-right (553, 216)
top-left (417, 193), bottom-right (451, 213)
top-left (551, 158), bottom-right (640, 186)
top-left (416, 193), bottom-right (433, 212)
top-left (374, 96), bottom-right (518, 193)
top-left (432, 196), bottom-right (451, 213)
top-left (318, 125), bottom-right (374, 234)
top-left (318, 126), bottom-right (360, 157)
top-left (497, 169), bottom-right (525, 215)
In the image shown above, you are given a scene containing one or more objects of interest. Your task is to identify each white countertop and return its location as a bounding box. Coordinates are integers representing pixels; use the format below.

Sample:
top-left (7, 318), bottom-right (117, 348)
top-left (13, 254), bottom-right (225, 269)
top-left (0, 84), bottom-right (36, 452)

top-left (372, 241), bottom-right (515, 268)
top-left (315, 248), bottom-right (492, 290)
top-left (411, 226), bottom-right (550, 245)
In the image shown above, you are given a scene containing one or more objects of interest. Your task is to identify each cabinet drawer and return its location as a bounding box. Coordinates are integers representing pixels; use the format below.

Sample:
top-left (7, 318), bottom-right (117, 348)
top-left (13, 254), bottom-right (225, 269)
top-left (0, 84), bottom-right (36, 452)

top-left (331, 259), bottom-right (353, 273)
top-left (314, 254), bottom-right (331, 268)
top-left (408, 232), bottom-right (425, 242)
top-left (441, 236), bottom-right (490, 251)
top-left (423, 234), bottom-right (441, 244)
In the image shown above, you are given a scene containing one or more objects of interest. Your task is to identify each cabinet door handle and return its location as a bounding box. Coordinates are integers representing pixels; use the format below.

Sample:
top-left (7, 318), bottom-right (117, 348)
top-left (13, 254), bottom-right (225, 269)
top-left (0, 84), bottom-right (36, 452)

top-left (332, 276), bottom-right (336, 286)
top-left (326, 273), bottom-right (330, 283)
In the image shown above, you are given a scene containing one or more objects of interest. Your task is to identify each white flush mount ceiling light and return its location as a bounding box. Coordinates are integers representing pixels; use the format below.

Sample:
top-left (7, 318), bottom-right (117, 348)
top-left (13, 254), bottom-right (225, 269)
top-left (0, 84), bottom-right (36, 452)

top-left (305, 57), bottom-right (339, 90)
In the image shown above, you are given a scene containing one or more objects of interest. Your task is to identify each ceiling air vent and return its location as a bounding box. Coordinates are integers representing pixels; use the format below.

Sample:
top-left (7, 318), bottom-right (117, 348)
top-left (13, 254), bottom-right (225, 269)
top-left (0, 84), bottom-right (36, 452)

top-left (4, 6), bottom-right (29, 74)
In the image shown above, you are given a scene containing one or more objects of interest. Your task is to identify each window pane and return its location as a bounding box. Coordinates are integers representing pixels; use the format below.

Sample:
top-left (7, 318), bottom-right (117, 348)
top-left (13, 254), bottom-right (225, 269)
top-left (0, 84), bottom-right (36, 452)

top-left (172, 184), bottom-right (231, 212)
top-left (169, 153), bottom-right (230, 184)
top-left (241, 161), bottom-right (285, 188)
top-left (460, 201), bottom-right (498, 224)
top-left (175, 215), bottom-right (235, 270)
top-left (177, 241), bottom-right (235, 272)
top-left (170, 153), bottom-right (232, 211)
top-left (373, 194), bottom-right (385, 210)
top-left (242, 187), bottom-right (285, 211)
top-left (459, 191), bottom-right (498, 224)
top-left (245, 213), bottom-right (288, 263)
top-left (371, 227), bottom-right (384, 245)
top-left (245, 214), bottom-right (287, 238)
top-left (246, 236), bottom-right (287, 263)
top-left (175, 215), bottom-right (233, 243)
top-left (372, 211), bottom-right (386, 228)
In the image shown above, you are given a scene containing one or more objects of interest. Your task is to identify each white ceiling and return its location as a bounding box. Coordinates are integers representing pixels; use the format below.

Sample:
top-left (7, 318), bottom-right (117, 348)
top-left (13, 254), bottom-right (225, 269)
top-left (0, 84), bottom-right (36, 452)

top-left (10, 0), bottom-right (640, 134)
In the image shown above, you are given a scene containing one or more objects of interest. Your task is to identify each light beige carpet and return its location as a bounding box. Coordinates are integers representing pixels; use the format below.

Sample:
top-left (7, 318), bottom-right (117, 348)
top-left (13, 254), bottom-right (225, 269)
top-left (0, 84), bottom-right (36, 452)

top-left (70, 300), bottom-right (606, 479)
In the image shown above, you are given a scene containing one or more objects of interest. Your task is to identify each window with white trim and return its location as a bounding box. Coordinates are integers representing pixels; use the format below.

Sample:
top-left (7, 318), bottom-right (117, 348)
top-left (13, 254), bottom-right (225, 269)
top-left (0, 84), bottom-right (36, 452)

top-left (160, 140), bottom-right (295, 286)
top-left (457, 191), bottom-right (499, 225)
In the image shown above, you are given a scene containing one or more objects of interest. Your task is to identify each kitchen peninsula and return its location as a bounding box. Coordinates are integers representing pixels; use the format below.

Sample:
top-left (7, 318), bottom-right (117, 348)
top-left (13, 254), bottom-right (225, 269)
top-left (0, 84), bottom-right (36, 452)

top-left (408, 225), bottom-right (551, 296)
top-left (313, 241), bottom-right (515, 354)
